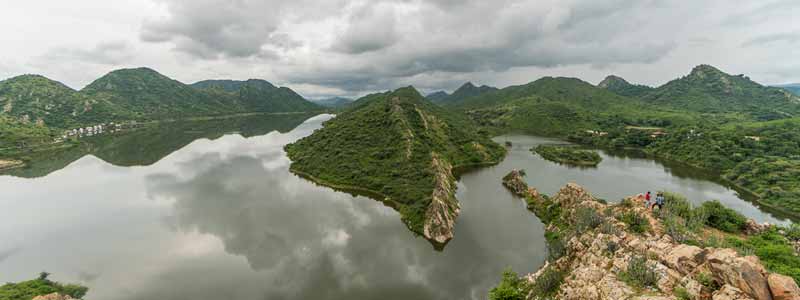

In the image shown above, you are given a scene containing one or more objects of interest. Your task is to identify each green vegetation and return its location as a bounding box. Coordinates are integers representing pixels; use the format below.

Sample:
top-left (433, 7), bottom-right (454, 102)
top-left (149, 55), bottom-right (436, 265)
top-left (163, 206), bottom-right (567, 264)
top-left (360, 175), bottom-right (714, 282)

top-left (0, 273), bottom-right (88, 300)
top-left (0, 68), bottom-right (321, 154)
top-left (452, 64), bottom-right (800, 219)
top-left (619, 256), bottom-right (659, 290)
top-left (489, 269), bottom-right (530, 300)
top-left (285, 87), bottom-right (505, 235)
top-left (431, 82), bottom-right (498, 106)
top-left (619, 211), bottom-right (650, 234)
top-left (652, 192), bottom-right (800, 283)
top-left (533, 144), bottom-right (602, 166)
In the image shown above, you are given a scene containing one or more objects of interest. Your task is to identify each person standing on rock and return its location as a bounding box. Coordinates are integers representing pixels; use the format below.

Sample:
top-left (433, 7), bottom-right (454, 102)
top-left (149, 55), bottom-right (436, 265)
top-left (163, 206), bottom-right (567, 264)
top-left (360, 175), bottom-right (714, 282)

top-left (644, 191), bottom-right (651, 208)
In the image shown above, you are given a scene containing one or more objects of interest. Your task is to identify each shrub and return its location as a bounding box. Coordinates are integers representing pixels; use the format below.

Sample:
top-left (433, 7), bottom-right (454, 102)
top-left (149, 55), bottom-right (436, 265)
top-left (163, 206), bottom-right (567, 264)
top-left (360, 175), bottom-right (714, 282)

top-left (606, 241), bottom-right (620, 255)
top-left (620, 256), bottom-right (659, 289)
top-left (600, 221), bottom-right (619, 236)
top-left (489, 268), bottom-right (530, 300)
top-left (663, 213), bottom-right (692, 244)
top-left (785, 224), bottom-right (800, 241)
top-left (619, 211), bottom-right (650, 234)
top-left (530, 266), bottom-right (565, 298)
top-left (674, 286), bottom-right (692, 300)
top-left (701, 201), bottom-right (747, 233)
top-left (575, 207), bottom-right (603, 233)
top-left (545, 231), bottom-right (567, 262)
top-left (661, 192), bottom-right (692, 219)
top-left (696, 272), bottom-right (719, 291)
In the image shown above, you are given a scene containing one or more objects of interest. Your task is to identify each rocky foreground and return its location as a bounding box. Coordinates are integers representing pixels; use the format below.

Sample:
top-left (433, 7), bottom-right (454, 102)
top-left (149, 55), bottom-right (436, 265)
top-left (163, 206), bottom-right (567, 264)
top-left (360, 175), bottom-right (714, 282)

top-left (501, 169), bottom-right (800, 300)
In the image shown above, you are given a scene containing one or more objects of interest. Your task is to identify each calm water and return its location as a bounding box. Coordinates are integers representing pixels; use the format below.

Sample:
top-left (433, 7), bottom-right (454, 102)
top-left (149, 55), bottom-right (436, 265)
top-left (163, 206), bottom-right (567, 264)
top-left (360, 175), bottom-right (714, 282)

top-left (0, 116), bottom-right (787, 300)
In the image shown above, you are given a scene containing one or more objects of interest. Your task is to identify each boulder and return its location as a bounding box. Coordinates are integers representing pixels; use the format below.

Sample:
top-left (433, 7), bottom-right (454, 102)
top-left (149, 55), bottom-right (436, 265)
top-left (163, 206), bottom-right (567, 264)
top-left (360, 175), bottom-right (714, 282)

top-left (768, 274), bottom-right (800, 300)
top-left (551, 183), bottom-right (596, 207)
top-left (707, 249), bottom-right (772, 300)
top-left (713, 285), bottom-right (756, 300)
top-left (664, 244), bottom-right (705, 275)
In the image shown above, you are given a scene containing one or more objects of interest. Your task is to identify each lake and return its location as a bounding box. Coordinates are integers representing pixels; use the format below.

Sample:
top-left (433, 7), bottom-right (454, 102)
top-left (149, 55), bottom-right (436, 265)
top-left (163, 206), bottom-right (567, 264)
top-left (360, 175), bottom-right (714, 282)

top-left (0, 114), bottom-right (788, 299)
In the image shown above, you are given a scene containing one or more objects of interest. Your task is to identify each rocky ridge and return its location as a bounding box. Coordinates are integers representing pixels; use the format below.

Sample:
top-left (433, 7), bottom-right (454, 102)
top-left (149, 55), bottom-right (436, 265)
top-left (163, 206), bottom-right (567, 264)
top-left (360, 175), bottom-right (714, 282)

top-left (502, 170), bottom-right (800, 300)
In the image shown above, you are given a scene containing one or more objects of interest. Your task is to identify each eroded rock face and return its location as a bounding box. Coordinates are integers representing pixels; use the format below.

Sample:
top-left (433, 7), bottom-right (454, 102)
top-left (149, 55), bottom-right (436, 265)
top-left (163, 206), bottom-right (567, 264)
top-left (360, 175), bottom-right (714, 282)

top-left (706, 249), bottom-right (772, 300)
top-left (512, 182), bottom-right (799, 300)
top-left (32, 293), bottom-right (74, 300)
top-left (502, 169), bottom-right (529, 197)
top-left (768, 274), bottom-right (800, 300)
top-left (423, 153), bottom-right (459, 244)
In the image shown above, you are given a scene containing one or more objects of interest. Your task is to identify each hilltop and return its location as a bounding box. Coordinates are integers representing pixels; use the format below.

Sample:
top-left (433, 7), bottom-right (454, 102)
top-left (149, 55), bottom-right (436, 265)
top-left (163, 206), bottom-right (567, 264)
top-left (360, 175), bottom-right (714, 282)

top-left (641, 65), bottom-right (800, 120)
top-left (430, 82), bottom-right (499, 105)
top-left (284, 87), bottom-right (506, 245)
top-left (191, 79), bottom-right (322, 112)
top-left (598, 75), bottom-right (654, 97)
top-left (312, 96), bottom-right (353, 108)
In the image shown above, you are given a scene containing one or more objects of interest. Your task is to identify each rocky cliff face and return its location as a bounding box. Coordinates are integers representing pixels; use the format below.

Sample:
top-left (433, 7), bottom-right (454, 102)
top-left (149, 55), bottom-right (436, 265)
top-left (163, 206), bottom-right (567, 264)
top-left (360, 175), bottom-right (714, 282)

top-left (502, 171), bottom-right (800, 300)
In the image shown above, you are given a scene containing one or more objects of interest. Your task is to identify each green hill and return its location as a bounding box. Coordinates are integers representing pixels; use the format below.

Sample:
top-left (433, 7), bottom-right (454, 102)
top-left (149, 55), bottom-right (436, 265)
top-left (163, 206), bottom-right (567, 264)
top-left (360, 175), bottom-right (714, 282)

top-left (285, 87), bottom-right (505, 245)
top-left (0, 75), bottom-right (94, 128)
top-left (313, 97), bottom-right (353, 108)
top-left (191, 79), bottom-right (322, 112)
top-left (425, 91), bottom-right (449, 103)
top-left (81, 68), bottom-right (239, 120)
top-left (597, 75), bottom-right (654, 97)
top-left (642, 65), bottom-right (800, 120)
top-left (453, 77), bottom-right (677, 136)
top-left (434, 82), bottom-right (498, 105)
top-left (773, 84), bottom-right (800, 96)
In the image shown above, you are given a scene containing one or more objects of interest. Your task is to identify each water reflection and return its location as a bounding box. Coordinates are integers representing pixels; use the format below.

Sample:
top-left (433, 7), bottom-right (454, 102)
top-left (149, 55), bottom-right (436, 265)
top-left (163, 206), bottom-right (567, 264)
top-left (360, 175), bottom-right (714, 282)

top-left (0, 115), bottom-right (544, 300)
top-left (497, 135), bottom-right (789, 225)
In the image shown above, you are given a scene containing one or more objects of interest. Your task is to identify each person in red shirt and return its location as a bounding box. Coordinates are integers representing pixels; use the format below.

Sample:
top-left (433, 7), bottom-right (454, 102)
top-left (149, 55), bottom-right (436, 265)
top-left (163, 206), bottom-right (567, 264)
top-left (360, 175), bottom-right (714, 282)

top-left (645, 191), bottom-right (651, 207)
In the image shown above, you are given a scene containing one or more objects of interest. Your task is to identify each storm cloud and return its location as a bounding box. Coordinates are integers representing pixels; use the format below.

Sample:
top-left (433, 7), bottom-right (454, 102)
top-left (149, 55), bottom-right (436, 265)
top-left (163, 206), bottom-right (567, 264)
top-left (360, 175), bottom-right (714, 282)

top-left (1, 0), bottom-right (799, 98)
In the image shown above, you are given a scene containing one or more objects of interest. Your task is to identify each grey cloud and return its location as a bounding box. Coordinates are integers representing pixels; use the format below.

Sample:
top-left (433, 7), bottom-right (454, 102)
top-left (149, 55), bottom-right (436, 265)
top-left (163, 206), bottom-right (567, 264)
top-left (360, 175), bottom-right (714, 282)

top-left (0, 246), bottom-right (20, 263)
top-left (742, 32), bottom-right (800, 47)
top-left (39, 41), bottom-right (135, 65)
top-left (331, 4), bottom-right (400, 54)
top-left (141, 0), bottom-right (345, 59)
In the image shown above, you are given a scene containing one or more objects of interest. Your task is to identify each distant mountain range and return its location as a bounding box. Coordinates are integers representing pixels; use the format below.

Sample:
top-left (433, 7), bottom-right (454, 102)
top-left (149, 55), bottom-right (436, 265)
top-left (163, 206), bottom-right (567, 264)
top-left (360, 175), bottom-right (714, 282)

top-left (426, 82), bottom-right (498, 105)
top-left (773, 83), bottom-right (800, 96)
top-left (0, 68), bottom-right (323, 149)
top-left (312, 97), bottom-right (353, 108)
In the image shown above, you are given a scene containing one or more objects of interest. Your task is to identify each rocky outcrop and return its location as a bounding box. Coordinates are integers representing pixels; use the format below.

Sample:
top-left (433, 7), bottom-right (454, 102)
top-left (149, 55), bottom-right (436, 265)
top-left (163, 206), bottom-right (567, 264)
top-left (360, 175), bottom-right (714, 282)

top-left (0, 159), bottom-right (24, 170)
top-left (503, 171), bottom-right (800, 300)
top-left (502, 169), bottom-right (529, 197)
top-left (768, 274), bottom-right (800, 300)
top-left (32, 293), bottom-right (73, 300)
top-left (423, 153), bottom-right (459, 244)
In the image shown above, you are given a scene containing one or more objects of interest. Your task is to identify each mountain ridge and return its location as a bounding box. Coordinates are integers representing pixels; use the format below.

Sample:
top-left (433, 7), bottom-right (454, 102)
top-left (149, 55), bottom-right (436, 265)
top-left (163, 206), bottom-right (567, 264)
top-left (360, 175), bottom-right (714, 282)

top-left (284, 86), bottom-right (505, 245)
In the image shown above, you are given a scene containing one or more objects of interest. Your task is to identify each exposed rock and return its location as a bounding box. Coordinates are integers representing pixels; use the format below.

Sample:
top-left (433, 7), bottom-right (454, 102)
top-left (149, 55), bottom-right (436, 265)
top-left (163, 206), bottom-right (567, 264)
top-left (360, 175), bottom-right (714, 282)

top-left (551, 183), bottom-right (596, 207)
top-left (32, 293), bottom-right (74, 300)
top-left (744, 219), bottom-right (772, 235)
top-left (768, 273), bottom-right (800, 300)
top-left (713, 285), bottom-right (755, 300)
top-left (423, 153), bottom-right (459, 244)
top-left (0, 159), bottom-right (24, 170)
top-left (706, 249), bottom-right (772, 300)
top-left (502, 169), bottom-right (529, 197)
top-left (664, 244), bottom-right (706, 275)
top-left (508, 182), bottom-right (799, 300)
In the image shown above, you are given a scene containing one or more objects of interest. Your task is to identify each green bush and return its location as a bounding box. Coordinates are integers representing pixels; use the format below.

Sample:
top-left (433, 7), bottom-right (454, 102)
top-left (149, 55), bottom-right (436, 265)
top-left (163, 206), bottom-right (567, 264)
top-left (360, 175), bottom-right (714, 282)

top-left (619, 211), bottom-right (650, 234)
top-left (530, 266), bottom-right (565, 298)
top-left (545, 231), bottom-right (566, 262)
top-left (575, 207), bottom-right (603, 233)
top-left (701, 201), bottom-right (747, 233)
top-left (489, 269), bottom-right (530, 300)
top-left (620, 256), bottom-right (659, 289)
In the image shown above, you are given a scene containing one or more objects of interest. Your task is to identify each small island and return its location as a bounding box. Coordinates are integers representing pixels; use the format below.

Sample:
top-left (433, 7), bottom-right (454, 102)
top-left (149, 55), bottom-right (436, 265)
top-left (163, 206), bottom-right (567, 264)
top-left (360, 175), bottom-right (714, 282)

top-left (533, 144), bottom-right (602, 167)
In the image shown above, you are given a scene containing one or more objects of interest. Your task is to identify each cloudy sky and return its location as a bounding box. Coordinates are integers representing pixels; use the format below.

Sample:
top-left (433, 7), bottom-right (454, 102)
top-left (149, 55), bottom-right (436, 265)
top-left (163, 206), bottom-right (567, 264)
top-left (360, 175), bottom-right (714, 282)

top-left (0, 0), bottom-right (798, 98)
